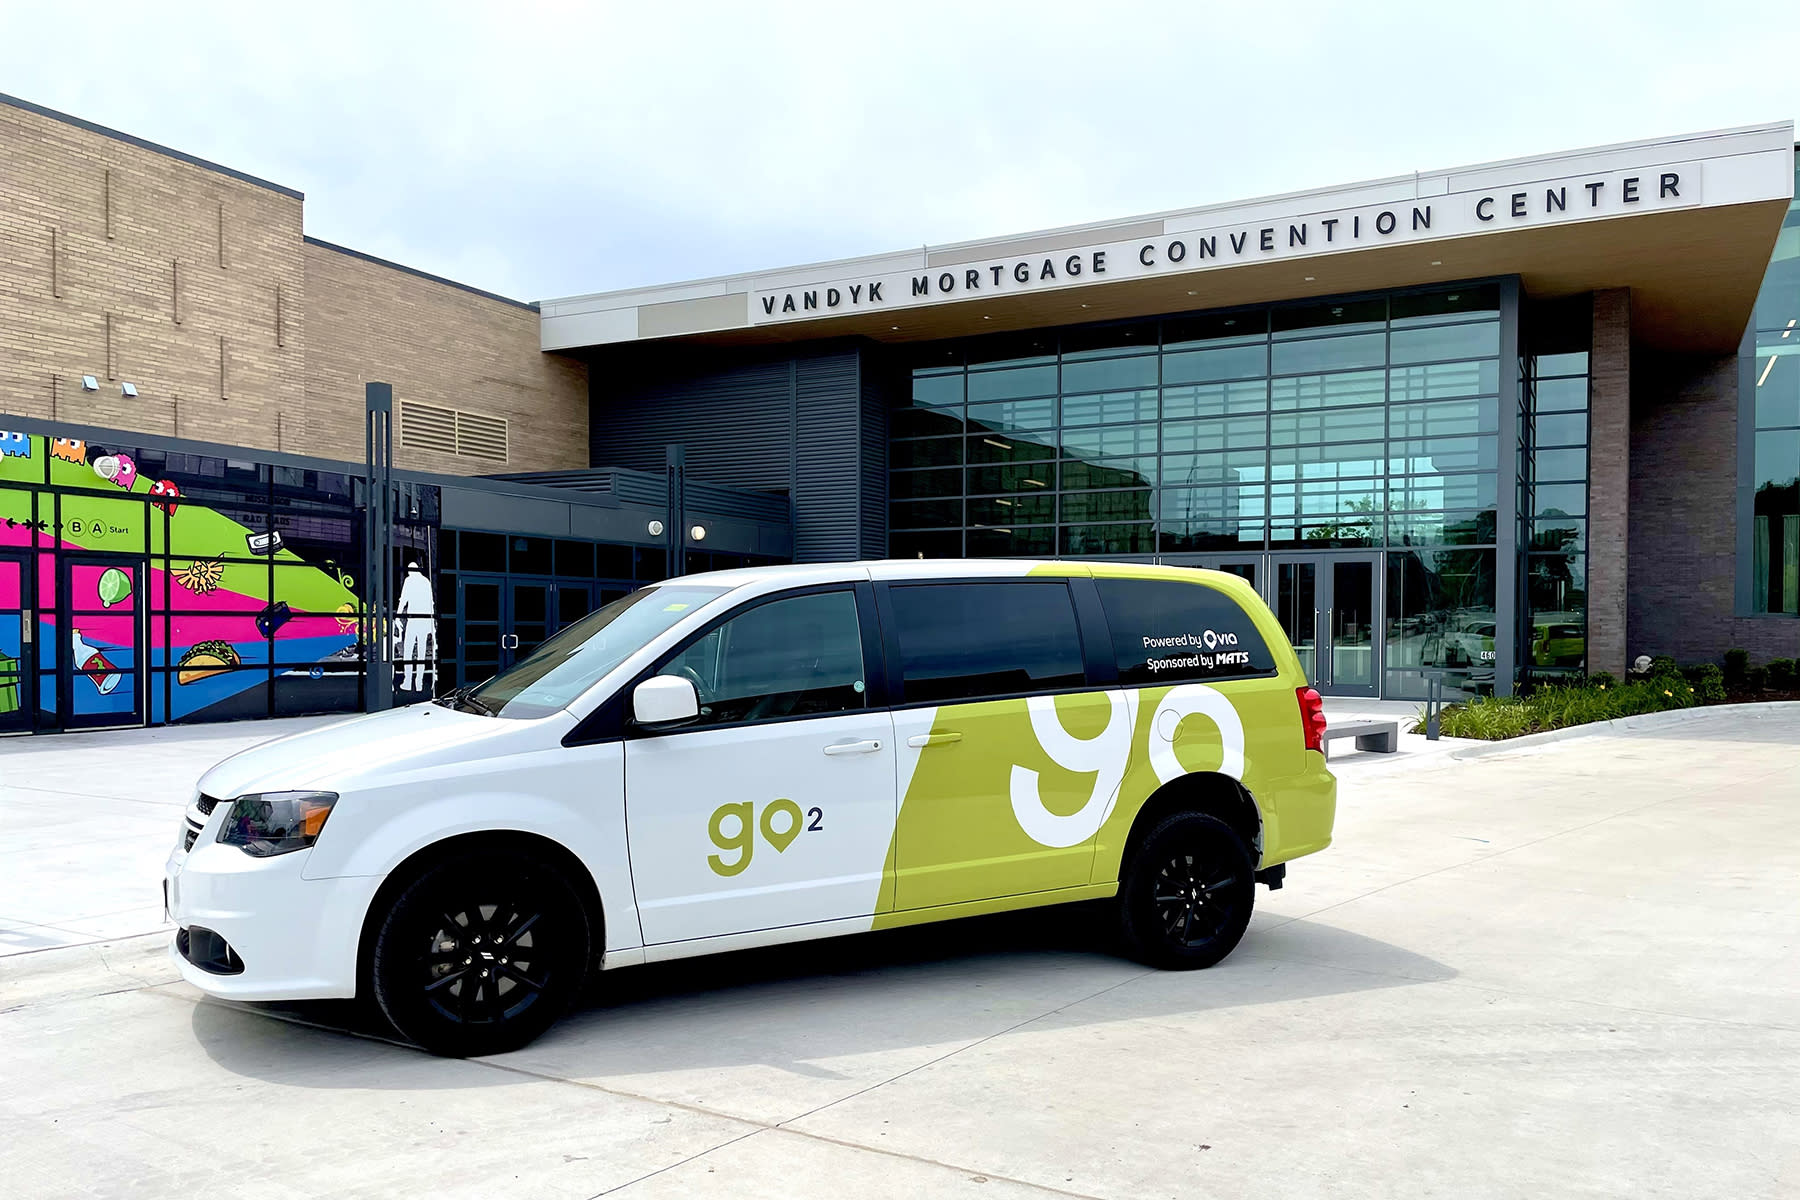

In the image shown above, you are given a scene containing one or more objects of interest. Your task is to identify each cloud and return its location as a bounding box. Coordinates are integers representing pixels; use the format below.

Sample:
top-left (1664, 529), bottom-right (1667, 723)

top-left (2, 0), bottom-right (1793, 302)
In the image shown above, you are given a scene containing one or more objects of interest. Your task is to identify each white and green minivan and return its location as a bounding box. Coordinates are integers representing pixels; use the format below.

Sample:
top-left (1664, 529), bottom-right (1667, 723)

top-left (165, 561), bottom-right (1336, 1055)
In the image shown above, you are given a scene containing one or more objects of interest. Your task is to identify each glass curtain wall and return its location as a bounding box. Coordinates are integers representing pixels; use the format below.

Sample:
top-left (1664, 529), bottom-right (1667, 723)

top-left (1748, 155), bottom-right (1800, 615)
top-left (889, 281), bottom-right (1509, 697)
top-left (1523, 348), bottom-right (1592, 677)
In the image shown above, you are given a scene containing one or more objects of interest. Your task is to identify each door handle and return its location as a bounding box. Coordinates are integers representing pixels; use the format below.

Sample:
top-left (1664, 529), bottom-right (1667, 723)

top-left (501, 633), bottom-right (519, 650)
top-left (823, 739), bottom-right (882, 756)
top-left (905, 732), bottom-right (963, 748)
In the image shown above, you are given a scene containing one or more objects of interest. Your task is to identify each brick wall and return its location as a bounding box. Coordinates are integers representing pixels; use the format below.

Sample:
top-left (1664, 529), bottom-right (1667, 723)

top-left (1586, 288), bottom-right (1631, 678)
top-left (0, 100), bottom-right (306, 450)
top-left (303, 242), bottom-right (588, 475)
top-left (0, 95), bottom-right (587, 476)
top-left (1630, 351), bottom-right (1800, 664)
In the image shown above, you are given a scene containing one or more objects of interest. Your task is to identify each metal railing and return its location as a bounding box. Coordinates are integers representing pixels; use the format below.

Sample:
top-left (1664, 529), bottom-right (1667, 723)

top-left (1388, 666), bottom-right (1454, 740)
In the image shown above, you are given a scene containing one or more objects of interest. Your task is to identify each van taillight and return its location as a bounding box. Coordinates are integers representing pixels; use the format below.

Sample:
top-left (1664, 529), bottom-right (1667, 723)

top-left (1296, 686), bottom-right (1327, 753)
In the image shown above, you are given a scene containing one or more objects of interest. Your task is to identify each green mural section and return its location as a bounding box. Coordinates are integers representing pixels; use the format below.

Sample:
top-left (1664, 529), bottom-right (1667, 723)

top-left (0, 435), bottom-right (357, 617)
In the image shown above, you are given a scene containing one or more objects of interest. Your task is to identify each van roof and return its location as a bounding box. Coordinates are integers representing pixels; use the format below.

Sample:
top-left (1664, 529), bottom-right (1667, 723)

top-left (659, 559), bottom-right (1249, 589)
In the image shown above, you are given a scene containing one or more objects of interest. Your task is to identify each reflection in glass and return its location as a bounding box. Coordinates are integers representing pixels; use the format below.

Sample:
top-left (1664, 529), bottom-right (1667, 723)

top-left (1385, 548), bottom-right (1497, 698)
top-left (1061, 355), bottom-right (1157, 395)
top-left (1527, 553), bottom-right (1588, 672)
top-left (1271, 333), bottom-right (1387, 376)
top-left (969, 432), bottom-right (1057, 463)
top-left (1061, 389), bottom-right (1157, 426)
top-left (969, 526), bottom-right (1056, 557)
top-left (969, 495), bottom-right (1053, 525)
top-left (1388, 320), bottom-right (1499, 364)
top-left (967, 364), bottom-right (1058, 403)
top-left (1330, 560), bottom-right (1376, 689)
top-left (1060, 524), bottom-right (1154, 555)
top-left (1752, 428), bottom-right (1800, 613)
top-left (892, 283), bottom-right (1507, 626)
top-left (1276, 560), bottom-right (1318, 682)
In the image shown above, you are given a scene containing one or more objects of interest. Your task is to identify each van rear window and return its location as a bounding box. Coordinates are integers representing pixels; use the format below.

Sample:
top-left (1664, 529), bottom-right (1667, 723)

top-left (1094, 578), bottom-right (1277, 686)
top-left (889, 581), bottom-right (1086, 703)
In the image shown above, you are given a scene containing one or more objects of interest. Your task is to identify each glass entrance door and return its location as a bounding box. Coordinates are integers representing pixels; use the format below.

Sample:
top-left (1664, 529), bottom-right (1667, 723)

top-left (0, 552), bottom-right (34, 733)
top-left (1270, 553), bottom-right (1381, 697)
top-left (507, 577), bottom-right (554, 665)
top-left (453, 574), bottom-right (564, 689)
top-left (59, 555), bottom-right (146, 729)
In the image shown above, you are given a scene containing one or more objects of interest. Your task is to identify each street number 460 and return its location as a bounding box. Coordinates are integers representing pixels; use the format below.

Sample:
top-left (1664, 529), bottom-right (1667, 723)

top-left (707, 799), bottom-right (823, 877)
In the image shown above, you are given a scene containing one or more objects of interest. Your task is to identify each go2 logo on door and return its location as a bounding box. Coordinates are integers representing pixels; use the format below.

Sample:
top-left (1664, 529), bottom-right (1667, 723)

top-left (707, 799), bottom-right (825, 877)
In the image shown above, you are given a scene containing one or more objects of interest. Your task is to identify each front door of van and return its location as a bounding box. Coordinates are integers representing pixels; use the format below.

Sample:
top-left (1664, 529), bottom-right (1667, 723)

top-left (624, 586), bottom-right (897, 945)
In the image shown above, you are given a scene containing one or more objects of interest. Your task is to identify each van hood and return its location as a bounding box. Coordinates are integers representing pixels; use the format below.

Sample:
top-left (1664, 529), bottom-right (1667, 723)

top-left (195, 703), bottom-right (572, 799)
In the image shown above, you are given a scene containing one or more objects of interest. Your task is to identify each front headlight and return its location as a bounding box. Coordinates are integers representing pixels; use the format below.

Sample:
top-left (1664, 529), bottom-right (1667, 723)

top-left (217, 791), bottom-right (339, 857)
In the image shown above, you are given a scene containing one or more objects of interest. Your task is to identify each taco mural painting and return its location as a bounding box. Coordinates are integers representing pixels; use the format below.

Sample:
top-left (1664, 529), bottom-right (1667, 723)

top-left (177, 640), bottom-right (242, 686)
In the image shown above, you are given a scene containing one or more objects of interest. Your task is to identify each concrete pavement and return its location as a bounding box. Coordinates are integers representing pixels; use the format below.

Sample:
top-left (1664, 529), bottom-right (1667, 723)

top-left (0, 717), bottom-right (338, 954)
top-left (2, 706), bottom-right (1798, 1197)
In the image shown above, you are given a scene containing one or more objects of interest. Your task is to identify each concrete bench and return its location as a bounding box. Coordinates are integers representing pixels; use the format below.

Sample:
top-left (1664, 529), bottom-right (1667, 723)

top-left (1321, 719), bottom-right (1399, 759)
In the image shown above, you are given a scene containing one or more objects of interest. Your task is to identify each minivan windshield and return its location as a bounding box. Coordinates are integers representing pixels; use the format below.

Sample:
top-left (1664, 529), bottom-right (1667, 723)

top-left (445, 584), bottom-right (728, 719)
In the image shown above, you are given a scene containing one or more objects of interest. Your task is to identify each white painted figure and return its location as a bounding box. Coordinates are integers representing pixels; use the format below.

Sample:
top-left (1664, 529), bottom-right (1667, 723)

top-left (394, 561), bottom-right (436, 693)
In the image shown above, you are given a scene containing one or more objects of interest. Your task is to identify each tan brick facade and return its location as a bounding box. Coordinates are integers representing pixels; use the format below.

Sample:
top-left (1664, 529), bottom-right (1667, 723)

top-left (0, 95), bottom-right (586, 474)
top-left (303, 241), bottom-right (587, 475)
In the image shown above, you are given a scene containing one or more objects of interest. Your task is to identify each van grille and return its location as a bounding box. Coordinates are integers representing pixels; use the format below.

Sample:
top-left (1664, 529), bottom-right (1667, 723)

top-left (183, 816), bottom-right (203, 852)
top-left (196, 794), bottom-right (220, 816)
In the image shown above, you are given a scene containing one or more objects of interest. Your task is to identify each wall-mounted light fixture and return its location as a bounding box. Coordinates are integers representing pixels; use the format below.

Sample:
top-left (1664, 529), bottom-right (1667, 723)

top-left (689, 524), bottom-right (707, 542)
top-left (647, 519), bottom-right (665, 536)
top-left (81, 375), bottom-right (99, 391)
top-left (120, 382), bottom-right (138, 397)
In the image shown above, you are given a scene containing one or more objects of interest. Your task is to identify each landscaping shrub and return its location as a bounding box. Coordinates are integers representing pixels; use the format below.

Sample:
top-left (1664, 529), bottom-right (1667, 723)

top-left (1681, 663), bottom-right (1727, 703)
top-left (1745, 665), bottom-right (1769, 692)
top-left (1769, 659), bottom-right (1798, 691)
top-left (1648, 655), bottom-right (1679, 678)
top-left (1585, 671), bottom-right (1616, 689)
top-left (1724, 648), bottom-right (1750, 688)
top-left (1417, 675), bottom-right (1699, 740)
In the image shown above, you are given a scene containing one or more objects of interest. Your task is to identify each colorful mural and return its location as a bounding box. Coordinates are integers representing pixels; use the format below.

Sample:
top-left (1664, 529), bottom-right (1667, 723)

top-left (0, 429), bottom-right (438, 728)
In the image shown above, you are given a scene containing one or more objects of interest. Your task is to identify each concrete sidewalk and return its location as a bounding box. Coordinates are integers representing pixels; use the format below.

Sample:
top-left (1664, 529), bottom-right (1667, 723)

top-left (1, 705), bottom-right (1795, 1198)
top-left (0, 717), bottom-right (339, 955)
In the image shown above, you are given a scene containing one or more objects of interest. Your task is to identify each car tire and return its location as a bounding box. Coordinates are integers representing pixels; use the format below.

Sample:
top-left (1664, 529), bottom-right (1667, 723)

top-left (1117, 812), bottom-right (1255, 971)
top-left (371, 848), bottom-right (590, 1057)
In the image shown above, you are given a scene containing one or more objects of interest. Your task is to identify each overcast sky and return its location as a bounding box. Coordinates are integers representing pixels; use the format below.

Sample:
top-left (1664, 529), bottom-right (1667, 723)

top-left (3, 1), bottom-right (1793, 304)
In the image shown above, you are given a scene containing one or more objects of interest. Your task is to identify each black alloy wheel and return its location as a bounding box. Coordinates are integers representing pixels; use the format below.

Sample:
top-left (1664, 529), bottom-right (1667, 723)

top-left (372, 849), bottom-right (589, 1056)
top-left (1118, 812), bottom-right (1255, 970)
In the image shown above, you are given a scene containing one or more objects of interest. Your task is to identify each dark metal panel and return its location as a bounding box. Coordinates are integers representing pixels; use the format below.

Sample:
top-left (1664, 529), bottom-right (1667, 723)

top-left (589, 357), bottom-right (795, 491)
top-left (441, 489), bottom-right (572, 537)
top-left (794, 349), bottom-right (862, 562)
top-left (858, 347), bottom-right (892, 559)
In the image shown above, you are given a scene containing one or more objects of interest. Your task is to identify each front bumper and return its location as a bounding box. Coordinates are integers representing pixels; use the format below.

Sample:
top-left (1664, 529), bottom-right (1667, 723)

top-left (165, 835), bottom-right (380, 1002)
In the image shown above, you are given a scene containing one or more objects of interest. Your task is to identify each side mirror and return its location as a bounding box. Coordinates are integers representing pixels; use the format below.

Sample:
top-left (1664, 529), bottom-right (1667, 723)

top-left (633, 675), bottom-right (699, 726)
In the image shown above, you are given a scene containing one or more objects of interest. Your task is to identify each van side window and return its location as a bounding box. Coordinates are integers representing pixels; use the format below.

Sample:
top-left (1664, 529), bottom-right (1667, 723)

top-left (658, 590), bottom-right (866, 726)
top-left (890, 581), bottom-right (1086, 703)
top-left (1094, 578), bottom-right (1277, 685)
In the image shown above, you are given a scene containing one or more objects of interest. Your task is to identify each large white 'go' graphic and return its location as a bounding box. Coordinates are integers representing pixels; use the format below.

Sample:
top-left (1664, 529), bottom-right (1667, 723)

top-left (1008, 684), bottom-right (1247, 849)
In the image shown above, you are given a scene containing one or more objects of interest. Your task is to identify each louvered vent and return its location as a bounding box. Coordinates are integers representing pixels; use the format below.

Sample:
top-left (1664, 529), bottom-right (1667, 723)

top-left (400, 401), bottom-right (508, 463)
top-left (399, 401), bottom-right (458, 455)
top-left (455, 411), bottom-right (509, 461)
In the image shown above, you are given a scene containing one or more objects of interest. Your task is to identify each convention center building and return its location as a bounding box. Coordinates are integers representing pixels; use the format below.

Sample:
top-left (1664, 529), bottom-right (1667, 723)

top-left (2, 91), bottom-right (1796, 731)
